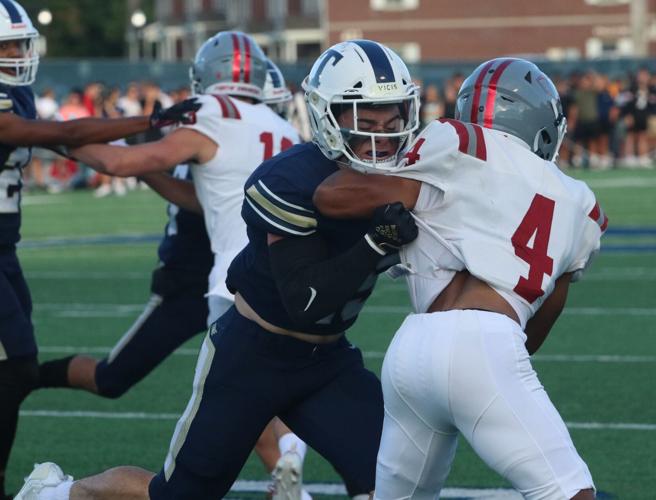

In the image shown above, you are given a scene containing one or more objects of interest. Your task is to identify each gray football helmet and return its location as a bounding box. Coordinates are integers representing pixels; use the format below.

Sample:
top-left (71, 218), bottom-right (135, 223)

top-left (455, 58), bottom-right (566, 161)
top-left (263, 58), bottom-right (292, 116)
top-left (190, 31), bottom-right (267, 101)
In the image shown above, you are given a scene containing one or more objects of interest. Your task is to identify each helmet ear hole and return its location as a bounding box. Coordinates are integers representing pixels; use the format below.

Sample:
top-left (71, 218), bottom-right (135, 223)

top-left (541, 129), bottom-right (552, 145)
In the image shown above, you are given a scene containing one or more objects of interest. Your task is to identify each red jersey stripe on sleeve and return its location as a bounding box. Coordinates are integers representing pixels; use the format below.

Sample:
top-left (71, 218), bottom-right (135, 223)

top-left (470, 122), bottom-right (487, 161)
top-left (439, 118), bottom-right (469, 155)
top-left (588, 202), bottom-right (609, 232)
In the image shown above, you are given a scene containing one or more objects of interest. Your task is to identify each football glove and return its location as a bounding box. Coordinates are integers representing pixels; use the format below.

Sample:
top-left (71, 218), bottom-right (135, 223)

top-left (149, 97), bottom-right (201, 129)
top-left (365, 202), bottom-right (418, 255)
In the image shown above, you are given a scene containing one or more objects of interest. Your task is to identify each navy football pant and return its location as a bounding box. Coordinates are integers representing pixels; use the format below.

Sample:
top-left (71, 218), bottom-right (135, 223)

top-left (0, 251), bottom-right (36, 360)
top-left (149, 306), bottom-right (383, 499)
top-left (95, 286), bottom-right (209, 399)
top-left (0, 251), bottom-right (38, 497)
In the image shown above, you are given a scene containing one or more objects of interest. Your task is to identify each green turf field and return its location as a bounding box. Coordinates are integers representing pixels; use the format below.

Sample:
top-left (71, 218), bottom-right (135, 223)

top-left (7, 168), bottom-right (656, 499)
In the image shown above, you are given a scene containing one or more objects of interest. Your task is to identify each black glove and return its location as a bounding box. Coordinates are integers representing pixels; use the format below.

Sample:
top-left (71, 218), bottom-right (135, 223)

top-left (149, 97), bottom-right (201, 129)
top-left (365, 202), bottom-right (418, 255)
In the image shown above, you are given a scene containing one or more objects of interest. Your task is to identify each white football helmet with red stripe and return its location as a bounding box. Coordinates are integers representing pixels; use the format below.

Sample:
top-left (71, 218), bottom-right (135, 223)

top-left (190, 31), bottom-right (267, 101)
top-left (455, 58), bottom-right (566, 161)
top-left (302, 39), bottom-right (420, 172)
top-left (0, 0), bottom-right (39, 86)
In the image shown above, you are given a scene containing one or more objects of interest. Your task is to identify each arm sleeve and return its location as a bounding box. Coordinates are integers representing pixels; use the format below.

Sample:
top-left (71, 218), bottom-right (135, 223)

top-left (568, 191), bottom-right (608, 282)
top-left (268, 233), bottom-right (386, 328)
top-left (179, 94), bottom-right (232, 146)
top-left (242, 174), bottom-right (319, 237)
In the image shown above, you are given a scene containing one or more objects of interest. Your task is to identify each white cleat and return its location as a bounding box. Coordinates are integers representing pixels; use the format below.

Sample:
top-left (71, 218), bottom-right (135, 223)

top-left (271, 451), bottom-right (303, 500)
top-left (14, 462), bottom-right (73, 500)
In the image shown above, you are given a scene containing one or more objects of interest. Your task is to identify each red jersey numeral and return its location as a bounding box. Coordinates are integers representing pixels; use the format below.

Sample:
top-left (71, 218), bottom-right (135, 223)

top-left (512, 194), bottom-right (555, 303)
top-left (260, 132), bottom-right (294, 160)
top-left (403, 138), bottom-right (425, 166)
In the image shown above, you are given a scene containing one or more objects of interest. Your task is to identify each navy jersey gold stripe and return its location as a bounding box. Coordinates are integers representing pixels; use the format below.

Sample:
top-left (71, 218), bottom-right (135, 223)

top-left (244, 180), bottom-right (317, 236)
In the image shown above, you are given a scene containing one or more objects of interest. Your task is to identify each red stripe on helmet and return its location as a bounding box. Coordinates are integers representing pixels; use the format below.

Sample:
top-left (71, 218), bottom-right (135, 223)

top-left (439, 118), bottom-right (469, 154)
top-left (483, 59), bottom-right (514, 128)
top-left (242, 35), bottom-right (251, 84)
top-left (231, 33), bottom-right (241, 82)
top-left (469, 60), bottom-right (495, 124)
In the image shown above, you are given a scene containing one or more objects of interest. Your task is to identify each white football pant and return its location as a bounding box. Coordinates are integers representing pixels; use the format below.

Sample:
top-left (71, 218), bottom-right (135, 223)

top-left (375, 309), bottom-right (594, 500)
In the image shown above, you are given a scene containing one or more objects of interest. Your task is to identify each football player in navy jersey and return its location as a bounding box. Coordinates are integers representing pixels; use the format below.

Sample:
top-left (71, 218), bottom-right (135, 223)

top-left (37, 164), bottom-right (213, 399)
top-left (15, 40), bottom-right (420, 500)
top-left (0, 1), bottom-right (200, 498)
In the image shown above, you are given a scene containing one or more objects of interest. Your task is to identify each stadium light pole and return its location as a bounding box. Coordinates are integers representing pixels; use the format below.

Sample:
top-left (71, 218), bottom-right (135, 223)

top-left (129, 9), bottom-right (147, 60)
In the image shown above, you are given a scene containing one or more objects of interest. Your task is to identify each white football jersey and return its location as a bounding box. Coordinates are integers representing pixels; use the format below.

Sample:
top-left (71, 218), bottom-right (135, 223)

top-left (182, 94), bottom-right (300, 299)
top-left (390, 119), bottom-right (607, 326)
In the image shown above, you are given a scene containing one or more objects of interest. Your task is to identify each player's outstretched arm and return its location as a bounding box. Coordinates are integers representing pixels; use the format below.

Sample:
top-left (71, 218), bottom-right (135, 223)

top-left (69, 128), bottom-right (215, 178)
top-left (0, 98), bottom-right (201, 148)
top-left (524, 273), bottom-right (573, 355)
top-left (313, 168), bottom-right (420, 218)
top-left (140, 172), bottom-right (202, 214)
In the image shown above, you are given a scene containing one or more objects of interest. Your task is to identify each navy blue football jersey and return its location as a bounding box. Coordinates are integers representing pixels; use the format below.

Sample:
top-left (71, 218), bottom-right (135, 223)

top-left (0, 84), bottom-right (36, 248)
top-left (227, 142), bottom-right (377, 335)
top-left (157, 165), bottom-right (213, 275)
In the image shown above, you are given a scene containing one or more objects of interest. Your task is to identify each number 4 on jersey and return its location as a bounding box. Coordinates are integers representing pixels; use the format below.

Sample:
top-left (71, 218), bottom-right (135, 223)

top-left (512, 194), bottom-right (555, 303)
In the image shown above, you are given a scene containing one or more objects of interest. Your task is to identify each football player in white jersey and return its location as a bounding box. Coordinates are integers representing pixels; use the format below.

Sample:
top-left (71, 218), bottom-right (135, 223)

top-left (314, 58), bottom-right (605, 499)
top-left (15, 32), bottom-right (306, 500)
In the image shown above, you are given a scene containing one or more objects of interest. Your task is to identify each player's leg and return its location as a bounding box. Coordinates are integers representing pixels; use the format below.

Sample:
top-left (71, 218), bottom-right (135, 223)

top-left (373, 314), bottom-right (460, 499)
top-left (39, 270), bottom-right (209, 398)
top-left (149, 307), bottom-right (284, 498)
top-left (270, 417), bottom-right (313, 500)
top-left (450, 310), bottom-right (595, 500)
top-left (280, 339), bottom-right (383, 498)
top-left (0, 258), bottom-right (39, 500)
top-left (15, 462), bottom-right (151, 500)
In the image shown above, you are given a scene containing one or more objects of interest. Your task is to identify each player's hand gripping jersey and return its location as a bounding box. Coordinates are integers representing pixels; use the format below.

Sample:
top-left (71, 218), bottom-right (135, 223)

top-left (180, 93), bottom-right (299, 300)
top-left (0, 84), bottom-right (35, 247)
top-left (390, 118), bottom-right (607, 326)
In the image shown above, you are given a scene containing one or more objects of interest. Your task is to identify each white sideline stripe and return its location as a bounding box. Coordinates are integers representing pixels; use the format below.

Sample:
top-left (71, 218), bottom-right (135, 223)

top-left (27, 267), bottom-right (656, 281)
top-left (18, 410), bottom-right (656, 432)
top-left (27, 271), bottom-right (146, 279)
top-left (585, 177), bottom-right (656, 188)
top-left (230, 480), bottom-right (522, 498)
top-left (32, 303), bottom-right (656, 318)
top-left (36, 346), bottom-right (656, 364)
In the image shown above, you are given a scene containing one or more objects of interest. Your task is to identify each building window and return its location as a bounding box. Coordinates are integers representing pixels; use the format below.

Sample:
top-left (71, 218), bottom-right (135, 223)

top-left (370, 0), bottom-right (419, 11)
top-left (389, 42), bottom-right (420, 63)
top-left (584, 0), bottom-right (629, 5)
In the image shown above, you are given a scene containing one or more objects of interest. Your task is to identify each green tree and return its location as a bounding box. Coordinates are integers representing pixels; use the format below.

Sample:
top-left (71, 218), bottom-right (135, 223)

top-left (20, 0), bottom-right (153, 58)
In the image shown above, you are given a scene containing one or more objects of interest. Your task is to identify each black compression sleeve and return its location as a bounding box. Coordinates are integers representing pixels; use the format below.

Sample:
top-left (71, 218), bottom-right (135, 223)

top-left (268, 233), bottom-right (385, 329)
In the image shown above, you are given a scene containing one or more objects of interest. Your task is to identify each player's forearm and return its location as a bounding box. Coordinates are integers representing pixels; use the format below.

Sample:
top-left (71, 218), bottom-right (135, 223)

top-left (314, 169), bottom-right (419, 218)
top-left (70, 143), bottom-right (173, 177)
top-left (524, 273), bottom-right (572, 355)
top-left (140, 173), bottom-right (202, 214)
top-left (56, 117), bottom-right (151, 147)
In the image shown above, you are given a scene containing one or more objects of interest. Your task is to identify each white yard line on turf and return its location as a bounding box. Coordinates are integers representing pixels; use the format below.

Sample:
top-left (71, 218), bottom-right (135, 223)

top-left (36, 346), bottom-right (656, 364)
top-left (230, 481), bottom-right (523, 498)
top-left (32, 303), bottom-right (656, 318)
top-left (18, 410), bottom-right (656, 431)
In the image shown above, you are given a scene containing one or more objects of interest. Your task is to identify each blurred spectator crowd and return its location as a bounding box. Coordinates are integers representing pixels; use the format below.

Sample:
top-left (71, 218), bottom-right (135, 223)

top-left (24, 68), bottom-right (656, 196)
